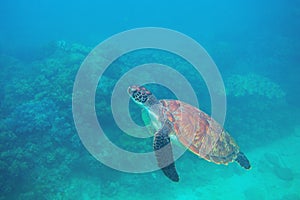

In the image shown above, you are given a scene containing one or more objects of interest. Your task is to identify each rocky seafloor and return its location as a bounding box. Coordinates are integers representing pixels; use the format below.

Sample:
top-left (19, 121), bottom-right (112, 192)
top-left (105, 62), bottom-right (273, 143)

top-left (0, 41), bottom-right (299, 199)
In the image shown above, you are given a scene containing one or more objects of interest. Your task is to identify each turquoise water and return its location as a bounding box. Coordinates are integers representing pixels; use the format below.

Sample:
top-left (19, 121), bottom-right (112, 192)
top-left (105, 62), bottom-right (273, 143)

top-left (1, 0), bottom-right (299, 199)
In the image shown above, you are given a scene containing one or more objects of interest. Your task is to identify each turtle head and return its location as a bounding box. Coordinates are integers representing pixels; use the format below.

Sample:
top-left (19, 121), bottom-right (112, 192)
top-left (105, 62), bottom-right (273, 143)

top-left (128, 85), bottom-right (158, 106)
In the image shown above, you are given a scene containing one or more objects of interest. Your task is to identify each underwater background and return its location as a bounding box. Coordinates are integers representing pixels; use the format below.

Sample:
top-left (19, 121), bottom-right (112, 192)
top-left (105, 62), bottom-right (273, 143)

top-left (1, 0), bottom-right (299, 199)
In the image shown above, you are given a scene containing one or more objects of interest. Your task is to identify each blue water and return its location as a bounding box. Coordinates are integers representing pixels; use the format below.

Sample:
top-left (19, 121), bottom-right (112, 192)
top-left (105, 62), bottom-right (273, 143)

top-left (1, 0), bottom-right (299, 199)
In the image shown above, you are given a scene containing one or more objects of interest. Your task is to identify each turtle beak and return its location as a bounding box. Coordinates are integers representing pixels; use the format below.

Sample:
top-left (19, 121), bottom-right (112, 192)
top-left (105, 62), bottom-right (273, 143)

top-left (127, 87), bottom-right (132, 95)
top-left (128, 85), bottom-right (139, 96)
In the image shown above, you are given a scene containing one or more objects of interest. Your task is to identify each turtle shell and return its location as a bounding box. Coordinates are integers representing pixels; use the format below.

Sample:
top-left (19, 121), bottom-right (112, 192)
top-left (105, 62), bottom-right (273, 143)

top-left (159, 100), bottom-right (240, 165)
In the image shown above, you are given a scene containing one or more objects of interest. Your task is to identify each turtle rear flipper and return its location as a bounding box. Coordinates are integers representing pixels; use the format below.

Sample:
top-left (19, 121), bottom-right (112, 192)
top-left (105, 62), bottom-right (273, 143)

top-left (235, 152), bottom-right (251, 169)
top-left (153, 122), bottom-right (179, 182)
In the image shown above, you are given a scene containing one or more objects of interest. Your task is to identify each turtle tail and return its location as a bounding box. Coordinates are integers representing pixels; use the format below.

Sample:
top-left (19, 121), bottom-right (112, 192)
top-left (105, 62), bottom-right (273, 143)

top-left (235, 152), bottom-right (251, 170)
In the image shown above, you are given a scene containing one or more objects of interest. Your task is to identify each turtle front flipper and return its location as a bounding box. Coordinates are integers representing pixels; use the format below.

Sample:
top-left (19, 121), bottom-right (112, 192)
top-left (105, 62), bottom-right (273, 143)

top-left (153, 122), bottom-right (179, 182)
top-left (235, 152), bottom-right (251, 169)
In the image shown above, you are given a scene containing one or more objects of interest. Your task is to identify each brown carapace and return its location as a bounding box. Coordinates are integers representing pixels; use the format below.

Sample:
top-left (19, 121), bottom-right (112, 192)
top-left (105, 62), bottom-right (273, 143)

top-left (128, 85), bottom-right (251, 182)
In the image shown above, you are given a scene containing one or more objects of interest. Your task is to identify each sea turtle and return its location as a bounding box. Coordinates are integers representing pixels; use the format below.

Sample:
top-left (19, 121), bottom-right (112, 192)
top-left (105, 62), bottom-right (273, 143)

top-left (128, 85), bottom-right (251, 182)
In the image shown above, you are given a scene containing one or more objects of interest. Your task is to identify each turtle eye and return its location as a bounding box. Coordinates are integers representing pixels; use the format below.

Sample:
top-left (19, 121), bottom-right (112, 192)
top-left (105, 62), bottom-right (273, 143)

top-left (145, 90), bottom-right (151, 95)
top-left (140, 87), bottom-right (151, 95)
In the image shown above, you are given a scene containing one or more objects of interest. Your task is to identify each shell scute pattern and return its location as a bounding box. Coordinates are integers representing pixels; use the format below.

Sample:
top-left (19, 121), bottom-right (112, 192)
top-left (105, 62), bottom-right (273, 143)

top-left (162, 100), bottom-right (239, 164)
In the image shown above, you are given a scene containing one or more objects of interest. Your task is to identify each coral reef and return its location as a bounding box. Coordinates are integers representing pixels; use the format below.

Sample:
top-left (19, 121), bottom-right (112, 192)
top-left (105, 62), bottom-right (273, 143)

top-left (0, 41), bottom-right (91, 199)
top-left (0, 40), bottom-right (298, 200)
top-left (223, 73), bottom-right (294, 150)
top-left (6, 98), bottom-right (57, 134)
top-left (225, 73), bottom-right (285, 99)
